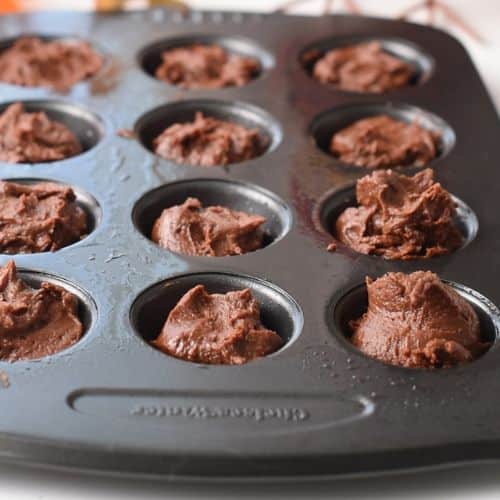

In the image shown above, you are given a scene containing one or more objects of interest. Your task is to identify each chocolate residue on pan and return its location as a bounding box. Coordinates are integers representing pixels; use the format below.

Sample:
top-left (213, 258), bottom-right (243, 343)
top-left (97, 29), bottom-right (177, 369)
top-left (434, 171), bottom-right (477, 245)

top-left (312, 41), bottom-right (414, 93)
top-left (116, 128), bottom-right (135, 139)
top-left (330, 115), bottom-right (440, 169)
top-left (301, 48), bottom-right (321, 66)
top-left (151, 197), bottom-right (266, 257)
top-left (153, 112), bottom-right (269, 167)
top-left (0, 370), bottom-right (10, 388)
top-left (289, 164), bottom-right (338, 241)
top-left (90, 56), bottom-right (123, 95)
top-left (152, 284), bottom-right (283, 364)
top-left (0, 261), bottom-right (83, 362)
top-left (326, 241), bottom-right (337, 252)
top-left (0, 102), bottom-right (82, 164)
top-left (335, 169), bottom-right (463, 260)
top-left (350, 271), bottom-right (489, 368)
top-left (0, 36), bottom-right (102, 91)
top-left (155, 44), bottom-right (260, 89)
top-left (0, 180), bottom-right (88, 254)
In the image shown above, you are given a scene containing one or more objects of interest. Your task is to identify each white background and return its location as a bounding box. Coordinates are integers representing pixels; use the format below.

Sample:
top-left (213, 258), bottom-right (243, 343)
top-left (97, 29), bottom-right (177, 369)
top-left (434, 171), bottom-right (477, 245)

top-left (1, 0), bottom-right (499, 498)
top-left (4, 461), bottom-right (500, 499)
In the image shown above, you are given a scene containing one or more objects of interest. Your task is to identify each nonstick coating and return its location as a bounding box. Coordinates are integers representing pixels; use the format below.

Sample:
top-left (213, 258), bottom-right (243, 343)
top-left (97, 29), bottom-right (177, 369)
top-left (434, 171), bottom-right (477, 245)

top-left (0, 9), bottom-right (499, 480)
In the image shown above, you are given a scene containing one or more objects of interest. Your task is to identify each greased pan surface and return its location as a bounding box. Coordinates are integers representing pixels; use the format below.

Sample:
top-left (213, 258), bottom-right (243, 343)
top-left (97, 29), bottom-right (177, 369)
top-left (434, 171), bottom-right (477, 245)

top-left (0, 9), bottom-right (499, 480)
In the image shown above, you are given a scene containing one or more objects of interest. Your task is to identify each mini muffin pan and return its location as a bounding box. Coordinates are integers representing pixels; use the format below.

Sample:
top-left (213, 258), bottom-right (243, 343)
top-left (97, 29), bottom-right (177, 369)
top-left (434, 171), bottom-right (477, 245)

top-left (0, 9), bottom-right (499, 480)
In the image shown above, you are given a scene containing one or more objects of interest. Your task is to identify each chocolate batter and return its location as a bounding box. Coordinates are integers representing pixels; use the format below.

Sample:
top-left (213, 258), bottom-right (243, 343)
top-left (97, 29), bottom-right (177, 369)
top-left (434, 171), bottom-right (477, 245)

top-left (350, 271), bottom-right (488, 368)
top-left (0, 181), bottom-right (87, 254)
top-left (312, 41), bottom-right (414, 93)
top-left (0, 36), bottom-right (103, 90)
top-left (330, 115), bottom-right (440, 169)
top-left (335, 169), bottom-right (463, 260)
top-left (151, 197), bottom-right (265, 257)
top-left (155, 44), bottom-right (260, 89)
top-left (153, 112), bottom-right (268, 167)
top-left (0, 103), bottom-right (82, 164)
top-left (153, 285), bottom-right (283, 364)
top-left (0, 260), bottom-right (83, 361)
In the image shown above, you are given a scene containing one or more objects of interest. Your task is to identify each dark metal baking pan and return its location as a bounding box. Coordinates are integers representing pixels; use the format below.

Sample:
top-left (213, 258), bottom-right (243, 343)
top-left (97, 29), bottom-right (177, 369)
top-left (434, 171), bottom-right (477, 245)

top-left (0, 8), bottom-right (499, 480)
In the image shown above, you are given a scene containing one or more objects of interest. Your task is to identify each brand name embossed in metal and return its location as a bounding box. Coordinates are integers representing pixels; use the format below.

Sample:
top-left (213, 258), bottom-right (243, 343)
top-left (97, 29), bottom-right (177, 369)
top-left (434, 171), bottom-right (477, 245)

top-left (130, 404), bottom-right (310, 422)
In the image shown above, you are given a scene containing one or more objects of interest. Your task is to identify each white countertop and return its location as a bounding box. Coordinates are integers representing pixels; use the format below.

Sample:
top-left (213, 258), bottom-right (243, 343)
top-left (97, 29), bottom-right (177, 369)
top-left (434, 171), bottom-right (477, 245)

top-left (0, 1), bottom-right (499, 498)
top-left (3, 461), bottom-right (500, 499)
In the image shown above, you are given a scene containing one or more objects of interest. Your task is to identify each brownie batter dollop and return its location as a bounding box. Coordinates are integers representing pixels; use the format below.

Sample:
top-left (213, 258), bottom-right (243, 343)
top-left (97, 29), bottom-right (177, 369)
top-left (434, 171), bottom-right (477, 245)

top-left (350, 271), bottom-right (488, 368)
top-left (0, 36), bottom-right (103, 90)
top-left (153, 112), bottom-right (268, 167)
top-left (312, 41), bottom-right (414, 93)
top-left (0, 181), bottom-right (87, 254)
top-left (152, 197), bottom-right (265, 257)
top-left (336, 169), bottom-right (463, 260)
top-left (0, 261), bottom-right (83, 361)
top-left (153, 284), bottom-right (283, 364)
top-left (0, 103), bottom-right (82, 163)
top-left (330, 115), bottom-right (439, 169)
top-left (155, 44), bottom-right (260, 89)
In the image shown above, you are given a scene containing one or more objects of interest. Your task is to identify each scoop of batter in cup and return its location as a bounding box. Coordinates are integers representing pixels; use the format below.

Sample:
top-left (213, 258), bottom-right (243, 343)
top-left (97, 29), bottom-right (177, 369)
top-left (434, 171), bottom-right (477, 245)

top-left (312, 41), bottom-right (414, 93)
top-left (0, 261), bottom-right (83, 362)
top-left (153, 112), bottom-right (268, 167)
top-left (152, 285), bottom-right (283, 365)
top-left (0, 36), bottom-right (102, 90)
top-left (350, 271), bottom-right (489, 369)
top-left (151, 197), bottom-right (266, 257)
top-left (335, 169), bottom-right (463, 260)
top-left (0, 103), bottom-right (82, 164)
top-left (155, 44), bottom-right (260, 89)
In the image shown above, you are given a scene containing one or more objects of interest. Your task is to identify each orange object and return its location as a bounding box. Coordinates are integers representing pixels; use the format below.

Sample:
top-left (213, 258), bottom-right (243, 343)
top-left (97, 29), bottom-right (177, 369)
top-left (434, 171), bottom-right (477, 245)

top-left (0, 0), bottom-right (22, 13)
top-left (95, 0), bottom-right (122, 10)
top-left (0, 0), bottom-right (187, 14)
